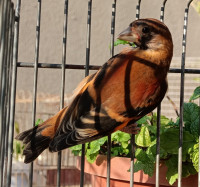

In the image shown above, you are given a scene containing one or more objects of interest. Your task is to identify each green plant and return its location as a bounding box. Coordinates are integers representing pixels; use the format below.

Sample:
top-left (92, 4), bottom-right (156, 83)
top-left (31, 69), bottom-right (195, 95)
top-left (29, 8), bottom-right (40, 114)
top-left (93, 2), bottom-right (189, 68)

top-left (114, 39), bottom-right (136, 47)
top-left (70, 87), bottom-right (200, 185)
top-left (13, 122), bottom-right (24, 160)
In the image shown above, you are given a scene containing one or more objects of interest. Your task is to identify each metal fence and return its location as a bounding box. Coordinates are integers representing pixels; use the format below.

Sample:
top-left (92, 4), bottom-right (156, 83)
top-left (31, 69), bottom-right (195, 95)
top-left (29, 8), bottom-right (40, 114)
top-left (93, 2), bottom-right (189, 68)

top-left (0, 0), bottom-right (200, 187)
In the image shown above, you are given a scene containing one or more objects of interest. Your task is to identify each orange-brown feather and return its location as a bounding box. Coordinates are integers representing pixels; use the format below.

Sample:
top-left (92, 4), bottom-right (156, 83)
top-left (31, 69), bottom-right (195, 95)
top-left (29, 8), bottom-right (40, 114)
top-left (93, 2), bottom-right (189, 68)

top-left (41, 106), bottom-right (68, 138)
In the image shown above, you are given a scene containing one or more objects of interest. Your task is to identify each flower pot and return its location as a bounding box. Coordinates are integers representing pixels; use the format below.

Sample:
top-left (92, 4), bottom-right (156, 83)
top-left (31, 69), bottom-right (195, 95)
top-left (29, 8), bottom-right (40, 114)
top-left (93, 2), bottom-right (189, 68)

top-left (77, 155), bottom-right (198, 187)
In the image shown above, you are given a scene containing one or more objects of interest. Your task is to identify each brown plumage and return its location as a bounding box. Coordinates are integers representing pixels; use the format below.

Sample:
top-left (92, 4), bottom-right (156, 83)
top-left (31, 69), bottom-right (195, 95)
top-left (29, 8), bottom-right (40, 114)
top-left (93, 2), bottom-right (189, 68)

top-left (16, 18), bottom-right (173, 163)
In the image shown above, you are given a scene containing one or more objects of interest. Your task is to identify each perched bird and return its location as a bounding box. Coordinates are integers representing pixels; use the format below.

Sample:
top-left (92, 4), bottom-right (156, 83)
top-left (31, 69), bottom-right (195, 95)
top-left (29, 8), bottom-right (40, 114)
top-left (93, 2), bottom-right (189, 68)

top-left (16, 18), bottom-right (173, 163)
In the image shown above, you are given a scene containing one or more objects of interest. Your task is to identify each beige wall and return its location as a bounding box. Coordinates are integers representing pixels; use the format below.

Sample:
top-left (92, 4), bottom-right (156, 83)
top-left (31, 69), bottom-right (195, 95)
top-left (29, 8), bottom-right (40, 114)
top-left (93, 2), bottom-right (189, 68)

top-left (15, 0), bottom-right (200, 93)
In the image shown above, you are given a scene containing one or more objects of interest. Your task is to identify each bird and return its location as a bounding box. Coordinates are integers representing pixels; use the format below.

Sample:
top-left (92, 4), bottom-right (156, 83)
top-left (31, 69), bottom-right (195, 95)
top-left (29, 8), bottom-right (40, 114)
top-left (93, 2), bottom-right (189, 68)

top-left (16, 18), bottom-right (173, 163)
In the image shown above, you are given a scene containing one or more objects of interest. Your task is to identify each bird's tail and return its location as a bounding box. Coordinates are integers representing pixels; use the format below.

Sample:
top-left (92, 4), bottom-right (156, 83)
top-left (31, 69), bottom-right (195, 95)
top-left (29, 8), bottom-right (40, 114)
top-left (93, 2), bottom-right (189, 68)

top-left (15, 107), bottom-right (68, 163)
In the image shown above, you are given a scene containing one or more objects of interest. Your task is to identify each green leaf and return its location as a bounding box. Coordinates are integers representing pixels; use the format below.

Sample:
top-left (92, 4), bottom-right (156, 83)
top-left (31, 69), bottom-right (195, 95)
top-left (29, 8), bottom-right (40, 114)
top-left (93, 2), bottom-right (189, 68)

top-left (188, 143), bottom-right (199, 171)
top-left (152, 113), bottom-right (171, 126)
top-left (183, 102), bottom-right (200, 138)
top-left (111, 131), bottom-right (130, 143)
top-left (133, 160), bottom-right (144, 172)
top-left (89, 137), bottom-right (107, 154)
top-left (135, 126), bottom-right (151, 147)
top-left (165, 155), bottom-right (197, 185)
top-left (135, 148), bottom-right (149, 162)
top-left (134, 149), bottom-right (155, 176)
top-left (182, 162), bottom-right (197, 178)
top-left (35, 119), bottom-right (43, 126)
top-left (136, 115), bottom-right (151, 125)
top-left (146, 140), bottom-right (168, 160)
top-left (86, 150), bottom-right (99, 163)
top-left (165, 155), bottom-right (178, 185)
top-left (114, 39), bottom-right (130, 46)
top-left (70, 144), bottom-right (82, 151)
top-left (190, 86), bottom-right (200, 101)
top-left (160, 128), bottom-right (195, 155)
top-left (121, 141), bottom-right (128, 149)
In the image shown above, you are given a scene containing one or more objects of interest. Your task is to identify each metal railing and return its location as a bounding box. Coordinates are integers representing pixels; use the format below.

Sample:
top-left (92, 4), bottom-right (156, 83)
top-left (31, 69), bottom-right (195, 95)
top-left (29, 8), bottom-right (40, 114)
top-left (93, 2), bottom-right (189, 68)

top-left (0, 0), bottom-right (199, 187)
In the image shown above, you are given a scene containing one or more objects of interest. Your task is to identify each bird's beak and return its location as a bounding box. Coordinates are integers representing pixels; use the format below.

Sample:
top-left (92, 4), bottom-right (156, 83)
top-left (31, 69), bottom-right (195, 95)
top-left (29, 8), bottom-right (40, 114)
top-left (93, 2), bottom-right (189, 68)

top-left (117, 26), bottom-right (139, 43)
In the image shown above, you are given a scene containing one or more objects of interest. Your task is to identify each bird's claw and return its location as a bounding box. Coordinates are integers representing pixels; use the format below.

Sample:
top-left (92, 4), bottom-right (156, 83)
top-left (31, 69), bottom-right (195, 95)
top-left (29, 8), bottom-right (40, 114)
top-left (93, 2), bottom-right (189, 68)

top-left (120, 123), bottom-right (140, 134)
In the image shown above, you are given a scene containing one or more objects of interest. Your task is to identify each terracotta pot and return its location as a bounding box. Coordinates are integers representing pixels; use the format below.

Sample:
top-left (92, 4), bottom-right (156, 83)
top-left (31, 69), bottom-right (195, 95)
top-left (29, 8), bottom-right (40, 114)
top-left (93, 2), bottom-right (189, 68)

top-left (77, 155), bottom-right (198, 187)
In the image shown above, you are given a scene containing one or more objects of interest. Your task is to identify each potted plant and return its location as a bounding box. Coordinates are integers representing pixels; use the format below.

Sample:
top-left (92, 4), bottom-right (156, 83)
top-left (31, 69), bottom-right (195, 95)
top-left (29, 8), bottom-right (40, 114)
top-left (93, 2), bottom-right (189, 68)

top-left (71, 86), bottom-right (200, 186)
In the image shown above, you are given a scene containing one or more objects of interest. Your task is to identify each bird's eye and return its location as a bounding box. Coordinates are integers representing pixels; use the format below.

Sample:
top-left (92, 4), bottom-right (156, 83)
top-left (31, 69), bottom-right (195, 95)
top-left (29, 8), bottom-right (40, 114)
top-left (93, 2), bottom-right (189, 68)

top-left (142, 27), bottom-right (150, 34)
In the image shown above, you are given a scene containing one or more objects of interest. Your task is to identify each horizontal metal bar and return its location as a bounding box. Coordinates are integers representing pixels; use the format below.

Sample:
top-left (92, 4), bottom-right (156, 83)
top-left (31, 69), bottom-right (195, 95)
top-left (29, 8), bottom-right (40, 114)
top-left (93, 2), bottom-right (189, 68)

top-left (17, 62), bottom-right (100, 70)
top-left (16, 62), bottom-right (200, 74)
top-left (169, 68), bottom-right (200, 74)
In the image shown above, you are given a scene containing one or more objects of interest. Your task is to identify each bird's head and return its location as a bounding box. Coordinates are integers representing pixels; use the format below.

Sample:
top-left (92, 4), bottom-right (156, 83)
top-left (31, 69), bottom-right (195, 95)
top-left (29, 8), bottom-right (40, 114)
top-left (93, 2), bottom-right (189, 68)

top-left (118, 18), bottom-right (173, 52)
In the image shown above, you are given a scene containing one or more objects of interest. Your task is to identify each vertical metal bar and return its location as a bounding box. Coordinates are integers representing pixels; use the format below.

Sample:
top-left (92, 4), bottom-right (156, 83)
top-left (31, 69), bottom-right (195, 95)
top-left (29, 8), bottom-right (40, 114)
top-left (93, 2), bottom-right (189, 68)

top-left (110, 0), bottom-right (116, 57)
top-left (107, 135), bottom-right (111, 187)
top-left (136, 0), bottom-right (141, 20)
top-left (80, 144), bottom-right (85, 187)
top-left (57, 0), bottom-right (68, 186)
top-left (85, 0), bottom-right (92, 77)
top-left (130, 134), bottom-right (135, 187)
top-left (107, 1), bottom-right (116, 187)
top-left (160, 0), bottom-right (167, 22)
top-left (29, 0), bottom-right (42, 186)
top-left (178, 1), bottom-right (193, 187)
top-left (155, 104), bottom-right (161, 187)
top-left (3, 4), bottom-right (14, 186)
top-left (155, 2), bottom-right (168, 186)
top-left (80, 1), bottom-right (92, 186)
top-left (0, 0), bottom-right (5, 93)
top-left (6, 1), bottom-right (21, 186)
top-left (198, 97), bottom-right (200, 187)
top-left (0, 1), bottom-right (9, 186)
top-left (129, 1), bottom-right (142, 186)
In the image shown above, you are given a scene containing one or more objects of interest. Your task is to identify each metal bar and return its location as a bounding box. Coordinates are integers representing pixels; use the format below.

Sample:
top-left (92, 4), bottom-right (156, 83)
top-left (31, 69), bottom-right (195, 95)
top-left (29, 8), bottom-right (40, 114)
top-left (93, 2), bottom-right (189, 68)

top-left (29, 0), bottom-right (42, 186)
top-left (169, 68), bottom-right (200, 74)
top-left (0, 0), bottom-right (6, 93)
top-left (107, 1), bottom-right (117, 186)
top-left (0, 1), bottom-right (9, 186)
top-left (136, 0), bottom-right (141, 20)
top-left (160, 0), bottom-right (167, 22)
top-left (129, 1), bottom-right (143, 186)
top-left (198, 97), bottom-right (200, 187)
top-left (107, 135), bottom-right (111, 187)
top-left (15, 62), bottom-right (200, 74)
top-left (3, 4), bottom-right (14, 186)
top-left (6, 1), bottom-right (21, 186)
top-left (17, 62), bottom-right (101, 70)
top-left (178, 1), bottom-right (193, 187)
top-left (110, 0), bottom-right (116, 57)
top-left (85, 0), bottom-right (92, 77)
top-left (80, 144), bottom-right (85, 187)
top-left (57, 0), bottom-right (68, 186)
top-left (155, 104), bottom-right (161, 187)
top-left (130, 134), bottom-right (135, 187)
top-left (81, 1), bottom-right (93, 186)
top-left (155, 2), bottom-right (168, 186)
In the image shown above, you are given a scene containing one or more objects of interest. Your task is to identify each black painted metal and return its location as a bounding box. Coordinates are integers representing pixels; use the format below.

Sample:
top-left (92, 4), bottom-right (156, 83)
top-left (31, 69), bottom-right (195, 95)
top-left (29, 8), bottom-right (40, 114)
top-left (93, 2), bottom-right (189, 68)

top-left (178, 1), bottom-right (193, 186)
top-left (155, 1), bottom-right (168, 186)
top-left (29, 0), bottom-right (42, 186)
top-left (6, 1), bottom-right (21, 187)
top-left (80, 1), bottom-right (93, 186)
top-left (57, 1), bottom-right (69, 187)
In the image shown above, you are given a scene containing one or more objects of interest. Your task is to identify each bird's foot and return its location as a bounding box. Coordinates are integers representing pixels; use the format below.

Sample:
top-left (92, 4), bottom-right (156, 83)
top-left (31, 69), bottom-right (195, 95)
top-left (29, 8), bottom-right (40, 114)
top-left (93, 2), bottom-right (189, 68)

top-left (120, 123), bottom-right (140, 134)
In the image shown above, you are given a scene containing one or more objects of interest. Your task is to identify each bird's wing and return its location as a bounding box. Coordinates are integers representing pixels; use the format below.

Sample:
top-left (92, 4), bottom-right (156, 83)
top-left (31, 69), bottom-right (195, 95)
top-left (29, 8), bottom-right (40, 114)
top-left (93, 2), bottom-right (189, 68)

top-left (49, 52), bottom-right (167, 152)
